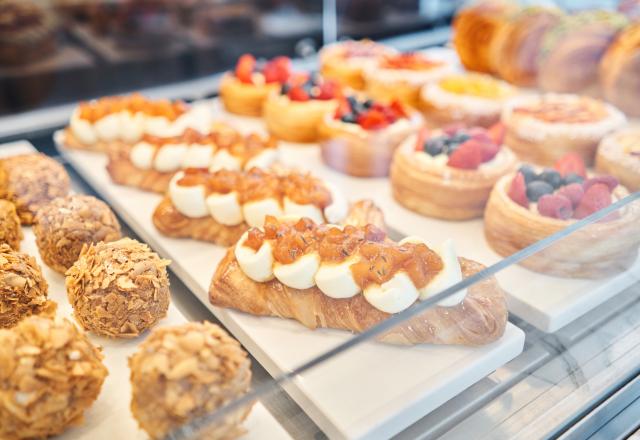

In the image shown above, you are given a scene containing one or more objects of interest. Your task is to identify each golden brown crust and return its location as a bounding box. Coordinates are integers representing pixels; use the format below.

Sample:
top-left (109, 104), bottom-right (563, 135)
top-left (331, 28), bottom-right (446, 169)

top-left (33, 195), bottom-right (122, 274)
top-left (505, 128), bottom-right (600, 167)
top-left (0, 316), bottom-right (108, 439)
top-left (320, 59), bottom-right (367, 90)
top-left (129, 322), bottom-right (252, 440)
top-left (0, 200), bottom-right (22, 250)
top-left (65, 238), bottom-right (171, 338)
top-left (153, 197), bottom-right (385, 245)
top-left (263, 94), bottom-right (338, 143)
top-left (318, 114), bottom-right (421, 177)
top-left (106, 142), bottom-right (175, 193)
top-left (210, 251), bottom-right (507, 346)
top-left (0, 153), bottom-right (71, 225)
top-left (595, 129), bottom-right (640, 192)
top-left (365, 78), bottom-right (421, 109)
top-left (390, 146), bottom-right (518, 220)
top-left (419, 102), bottom-right (501, 129)
top-left (0, 245), bottom-right (55, 329)
top-left (219, 73), bottom-right (280, 117)
top-left (484, 174), bottom-right (640, 278)
top-left (62, 127), bottom-right (111, 152)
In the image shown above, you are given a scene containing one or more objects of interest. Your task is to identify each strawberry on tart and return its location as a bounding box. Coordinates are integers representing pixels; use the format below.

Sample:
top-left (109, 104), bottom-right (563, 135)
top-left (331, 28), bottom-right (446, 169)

top-left (220, 54), bottom-right (292, 117)
top-left (390, 123), bottom-right (518, 220)
top-left (484, 153), bottom-right (640, 278)
top-left (319, 95), bottom-right (422, 177)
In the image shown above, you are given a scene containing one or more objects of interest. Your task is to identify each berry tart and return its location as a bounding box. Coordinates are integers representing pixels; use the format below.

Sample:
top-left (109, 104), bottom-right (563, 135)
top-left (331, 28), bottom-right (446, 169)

top-left (220, 54), bottom-right (292, 117)
top-left (600, 23), bottom-right (640, 118)
top-left (596, 127), bottom-right (640, 192)
top-left (484, 153), bottom-right (640, 278)
top-left (319, 96), bottom-right (422, 177)
top-left (390, 123), bottom-right (517, 220)
top-left (210, 216), bottom-right (508, 345)
top-left (419, 73), bottom-right (516, 128)
top-left (263, 73), bottom-right (341, 143)
top-left (537, 10), bottom-right (628, 95)
top-left (64, 93), bottom-right (212, 152)
top-left (152, 167), bottom-right (383, 246)
top-left (363, 52), bottom-right (455, 109)
top-left (319, 39), bottom-right (396, 90)
top-left (501, 93), bottom-right (627, 167)
top-left (107, 125), bottom-right (278, 193)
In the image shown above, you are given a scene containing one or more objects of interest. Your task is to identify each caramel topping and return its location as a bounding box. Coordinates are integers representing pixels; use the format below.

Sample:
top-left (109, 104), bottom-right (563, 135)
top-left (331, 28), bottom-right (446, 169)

top-left (77, 94), bottom-right (188, 122)
top-left (513, 97), bottom-right (608, 123)
top-left (281, 173), bottom-right (332, 208)
top-left (240, 168), bottom-right (282, 203)
top-left (380, 53), bottom-right (443, 71)
top-left (177, 168), bottom-right (210, 187)
top-left (206, 169), bottom-right (244, 194)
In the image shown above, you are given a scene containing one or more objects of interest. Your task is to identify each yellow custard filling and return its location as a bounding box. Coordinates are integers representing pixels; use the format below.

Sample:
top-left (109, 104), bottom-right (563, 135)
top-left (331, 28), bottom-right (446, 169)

top-left (439, 75), bottom-right (511, 99)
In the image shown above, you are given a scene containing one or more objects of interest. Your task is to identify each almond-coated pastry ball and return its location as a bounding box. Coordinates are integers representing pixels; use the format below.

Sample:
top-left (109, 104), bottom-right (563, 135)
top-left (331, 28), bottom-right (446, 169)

top-left (0, 199), bottom-right (22, 250)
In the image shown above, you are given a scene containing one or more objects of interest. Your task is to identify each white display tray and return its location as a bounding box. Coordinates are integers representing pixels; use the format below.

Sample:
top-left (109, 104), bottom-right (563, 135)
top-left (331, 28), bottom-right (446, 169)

top-left (2, 141), bottom-right (289, 440)
top-left (56, 133), bottom-right (525, 439)
top-left (202, 101), bottom-right (640, 334)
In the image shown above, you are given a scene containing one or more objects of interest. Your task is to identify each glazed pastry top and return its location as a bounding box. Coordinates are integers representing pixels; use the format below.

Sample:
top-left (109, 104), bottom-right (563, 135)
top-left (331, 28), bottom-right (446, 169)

top-left (507, 153), bottom-right (622, 220)
top-left (128, 126), bottom-right (278, 173)
top-left (235, 216), bottom-right (467, 312)
top-left (232, 54), bottom-right (292, 85)
top-left (168, 167), bottom-right (348, 226)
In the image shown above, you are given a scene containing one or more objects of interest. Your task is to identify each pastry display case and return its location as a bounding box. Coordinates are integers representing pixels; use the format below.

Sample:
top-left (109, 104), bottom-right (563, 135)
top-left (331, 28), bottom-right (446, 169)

top-left (1, 1), bottom-right (640, 439)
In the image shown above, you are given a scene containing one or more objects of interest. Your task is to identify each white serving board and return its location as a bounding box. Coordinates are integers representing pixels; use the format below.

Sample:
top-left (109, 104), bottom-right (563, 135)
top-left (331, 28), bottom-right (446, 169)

top-left (56, 133), bottom-right (525, 439)
top-left (0, 141), bottom-right (289, 440)
top-left (201, 101), bottom-right (640, 333)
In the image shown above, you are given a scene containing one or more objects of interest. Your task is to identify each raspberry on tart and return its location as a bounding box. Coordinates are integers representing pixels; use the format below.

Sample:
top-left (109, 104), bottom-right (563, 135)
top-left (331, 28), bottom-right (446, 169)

top-left (319, 95), bottom-right (422, 177)
top-left (390, 123), bottom-right (518, 220)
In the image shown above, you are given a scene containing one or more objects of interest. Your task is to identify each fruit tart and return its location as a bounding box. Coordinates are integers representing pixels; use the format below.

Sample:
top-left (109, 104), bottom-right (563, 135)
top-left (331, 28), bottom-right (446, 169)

top-left (263, 73), bottom-right (341, 143)
top-left (390, 123), bottom-right (517, 220)
top-left (220, 54), bottom-right (292, 117)
top-left (537, 10), bottom-right (628, 95)
top-left (596, 127), bottom-right (640, 192)
top-left (501, 93), bottom-right (626, 167)
top-left (484, 153), bottom-right (640, 278)
top-left (600, 23), bottom-right (640, 118)
top-left (64, 93), bottom-right (212, 152)
top-left (152, 167), bottom-right (383, 246)
top-left (363, 52), bottom-right (455, 109)
top-left (489, 6), bottom-right (562, 87)
top-left (107, 125), bottom-right (279, 193)
top-left (419, 73), bottom-right (516, 128)
top-left (210, 216), bottom-right (508, 346)
top-left (319, 96), bottom-right (421, 177)
top-left (319, 39), bottom-right (396, 90)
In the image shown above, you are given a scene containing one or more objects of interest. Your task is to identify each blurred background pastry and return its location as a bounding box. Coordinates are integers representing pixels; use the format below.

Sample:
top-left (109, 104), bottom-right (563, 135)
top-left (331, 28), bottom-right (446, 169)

top-left (0, 245), bottom-right (55, 329)
top-left (537, 10), bottom-right (628, 96)
top-left (65, 238), bottom-right (170, 338)
top-left (452, 0), bottom-right (519, 74)
top-left (34, 195), bottom-right (122, 274)
top-left (490, 6), bottom-right (562, 87)
top-left (0, 154), bottom-right (71, 225)
top-left (0, 200), bottom-right (21, 250)
top-left (600, 23), bottom-right (640, 118)
top-left (0, 0), bottom-right (59, 66)
top-left (0, 316), bottom-right (107, 439)
top-left (129, 322), bottom-right (252, 439)
top-left (596, 126), bottom-right (640, 192)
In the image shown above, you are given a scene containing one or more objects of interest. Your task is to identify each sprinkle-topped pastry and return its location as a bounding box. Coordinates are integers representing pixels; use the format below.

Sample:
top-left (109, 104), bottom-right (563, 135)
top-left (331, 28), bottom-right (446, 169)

top-left (107, 124), bottom-right (279, 193)
top-left (65, 93), bottom-right (213, 151)
top-left (129, 322), bottom-right (252, 439)
top-left (0, 316), bottom-right (108, 439)
top-left (364, 52), bottom-right (455, 108)
top-left (263, 73), bottom-right (341, 143)
top-left (65, 238), bottom-right (171, 338)
top-left (211, 216), bottom-right (508, 346)
top-left (319, 96), bottom-right (421, 177)
top-left (501, 93), bottom-right (626, 166)
top-left (0, 153), bottom-right (70, 225)
top-left (390, 123), bottom-right (517, 220)
top-left (484, 153), bottom-right (640, 278)
top-left (0, 200), bottom-right (22, 250)
top-left (596, 126), bottom-right (640, 192)
top-left (220, 54), bottom-right (292, 116)
top-left (319, 39), bottom-right (396, 90)
top-left (0, 244), bottom-right (55, 329)
top-left (420, 73), bottom-right (516, 128)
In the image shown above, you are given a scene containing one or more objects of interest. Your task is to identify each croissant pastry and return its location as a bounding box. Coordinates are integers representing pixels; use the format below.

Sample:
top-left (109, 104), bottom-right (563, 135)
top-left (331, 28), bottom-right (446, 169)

top-left (210, 216), bottom-right (507, 346)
